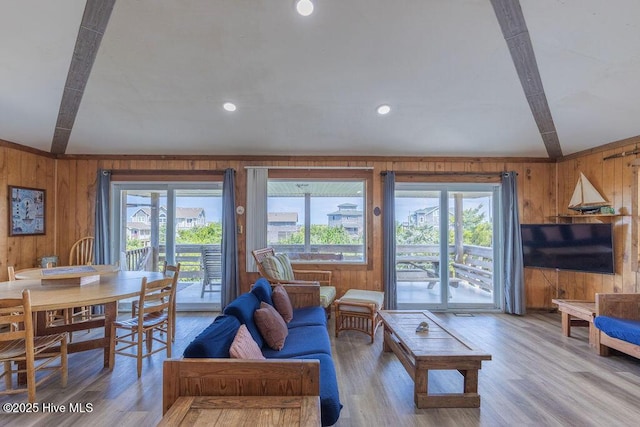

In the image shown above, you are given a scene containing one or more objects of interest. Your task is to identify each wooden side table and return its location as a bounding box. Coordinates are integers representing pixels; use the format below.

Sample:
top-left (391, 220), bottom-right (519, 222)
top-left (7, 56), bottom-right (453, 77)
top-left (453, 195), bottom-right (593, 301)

top-left (552, 299), bottom-right (596, 347)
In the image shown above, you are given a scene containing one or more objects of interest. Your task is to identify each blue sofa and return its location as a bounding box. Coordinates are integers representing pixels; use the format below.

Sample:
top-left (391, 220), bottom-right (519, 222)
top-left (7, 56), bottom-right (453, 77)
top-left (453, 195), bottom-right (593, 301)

top-left (181, 278), bottom-right (342, 426)
top-left (594, 293), bottom-right (640, 359)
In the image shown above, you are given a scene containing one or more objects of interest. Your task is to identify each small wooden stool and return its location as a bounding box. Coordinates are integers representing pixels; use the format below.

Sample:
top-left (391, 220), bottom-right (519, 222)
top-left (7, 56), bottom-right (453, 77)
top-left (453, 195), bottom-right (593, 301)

top-left (335, 289), bottom-right (384, 343)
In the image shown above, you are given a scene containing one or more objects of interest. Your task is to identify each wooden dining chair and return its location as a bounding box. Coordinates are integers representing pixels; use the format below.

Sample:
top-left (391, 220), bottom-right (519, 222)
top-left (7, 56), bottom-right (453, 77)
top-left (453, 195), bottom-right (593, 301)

top-left (0, 289), bottom-right (68, 403)
top-left (69, 236), bottom-right (95, 266)
top-left (8, 266), bottom-right (71, 331)
top-left (132, 262), bottom-right (181, 342)
top-left (163, 263), bottom-right (181, 342)
top-left (69, 236), bottom-right (97, 324)
top-left (110, 276), bottom-right (175, 377)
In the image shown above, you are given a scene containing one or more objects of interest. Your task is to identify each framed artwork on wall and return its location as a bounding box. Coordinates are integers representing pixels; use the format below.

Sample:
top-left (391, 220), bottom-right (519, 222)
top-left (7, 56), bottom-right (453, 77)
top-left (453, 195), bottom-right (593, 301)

top-left (9, 186), bottom-right (46, 236)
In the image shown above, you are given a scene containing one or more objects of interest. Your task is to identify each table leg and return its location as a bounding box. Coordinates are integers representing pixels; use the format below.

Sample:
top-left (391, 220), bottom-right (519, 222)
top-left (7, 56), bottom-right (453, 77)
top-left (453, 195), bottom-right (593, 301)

top-left (414, 369), bottom-right (428, 408)
top-left (588, 322), bottom-right (598, 349)
top-left (382, 325), bottom-right (391, 352)
top-left (462, 369), bottom-right (479, 394)
top-left (103, 301), bottom-right (117, 368)
top-left (561, 311), bottom-right (571, 337)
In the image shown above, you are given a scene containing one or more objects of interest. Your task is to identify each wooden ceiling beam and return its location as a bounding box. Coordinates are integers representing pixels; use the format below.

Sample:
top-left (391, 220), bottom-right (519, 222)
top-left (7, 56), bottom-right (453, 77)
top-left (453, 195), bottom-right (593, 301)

top-left (50, 0), bottom-right (116, 154)
top-left (490, 0), bottom-right (563, 159)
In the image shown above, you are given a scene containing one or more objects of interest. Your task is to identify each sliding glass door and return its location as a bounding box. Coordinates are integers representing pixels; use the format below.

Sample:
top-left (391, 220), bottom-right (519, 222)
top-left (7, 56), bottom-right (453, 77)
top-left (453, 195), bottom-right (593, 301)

top-left (112, 182), bottom-right (222, 311)
top-left (395, 183), bottom-right (501, 310)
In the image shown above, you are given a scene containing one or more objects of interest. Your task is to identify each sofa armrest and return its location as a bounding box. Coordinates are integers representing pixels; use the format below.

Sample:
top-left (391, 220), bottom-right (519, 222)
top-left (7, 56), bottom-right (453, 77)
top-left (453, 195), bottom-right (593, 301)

top-left (293, 270), bottom-right (332, 286)
top-left (596, 293), bottom-right (640, 320)
top-left (163, 358), bottom-right (320, 415)
top-left (282, 283), bottom-right (321, 308)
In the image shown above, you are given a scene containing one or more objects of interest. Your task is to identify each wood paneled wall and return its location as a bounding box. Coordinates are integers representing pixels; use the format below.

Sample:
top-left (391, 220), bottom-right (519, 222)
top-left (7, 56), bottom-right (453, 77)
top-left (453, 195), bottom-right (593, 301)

top-left (556, 137), bottom-right (640, 300)
top-left (17, 143), bottom-right (638, 309)
top-left (49, 156), bottom-right (557, 308)
top-left (0, 146), bottom-right (56, 272)
top-left (7, 135), bottom-right (640, 310)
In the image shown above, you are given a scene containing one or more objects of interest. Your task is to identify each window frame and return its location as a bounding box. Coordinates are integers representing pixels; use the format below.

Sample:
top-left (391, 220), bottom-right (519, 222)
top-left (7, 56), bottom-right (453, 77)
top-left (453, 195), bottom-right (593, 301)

top-left (267, 169), bottom-right (373, 267)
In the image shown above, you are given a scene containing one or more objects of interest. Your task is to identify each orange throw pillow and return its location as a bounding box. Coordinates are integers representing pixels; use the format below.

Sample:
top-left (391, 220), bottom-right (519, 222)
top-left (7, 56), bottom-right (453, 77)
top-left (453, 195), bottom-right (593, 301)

top-left (229, 324), bottom-right (265, 359)
top-left (272, 285), bottom-right (294, 323)
top-left (254, 302), bottom-right (288, 350)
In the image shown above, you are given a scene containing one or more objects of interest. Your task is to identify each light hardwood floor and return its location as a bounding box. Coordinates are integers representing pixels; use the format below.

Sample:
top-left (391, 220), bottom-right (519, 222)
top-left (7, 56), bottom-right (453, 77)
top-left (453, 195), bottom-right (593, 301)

top-left (2, 311), bottom-right (640, 426)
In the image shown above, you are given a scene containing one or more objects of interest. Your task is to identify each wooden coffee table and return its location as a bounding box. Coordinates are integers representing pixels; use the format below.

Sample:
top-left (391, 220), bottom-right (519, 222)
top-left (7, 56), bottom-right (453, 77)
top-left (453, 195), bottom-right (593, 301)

top-left (378, 310), bottom-right (491, 408)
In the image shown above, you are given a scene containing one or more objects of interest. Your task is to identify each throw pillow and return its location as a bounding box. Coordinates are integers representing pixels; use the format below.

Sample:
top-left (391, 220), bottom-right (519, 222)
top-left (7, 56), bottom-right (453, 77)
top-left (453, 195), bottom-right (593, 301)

top-left (229, 324), bottom-right (265, 359)
top-left (275, 253), bottom-right (295, 280)
top-left (272, 285), bottom-right (294, 323)
top-left (254, 302), bottom-right (288, 350)
top-left (260, 255), bottom-right (285, 280)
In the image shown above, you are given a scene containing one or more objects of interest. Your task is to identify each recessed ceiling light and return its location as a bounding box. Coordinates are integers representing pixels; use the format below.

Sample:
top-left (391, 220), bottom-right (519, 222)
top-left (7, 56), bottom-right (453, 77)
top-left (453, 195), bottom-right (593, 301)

top-left (223, 102), bottom-right (237, 112)
top-left (296, 0), bottom-right (314, 16)
top-left (377, 104), bottom-right (391, 115)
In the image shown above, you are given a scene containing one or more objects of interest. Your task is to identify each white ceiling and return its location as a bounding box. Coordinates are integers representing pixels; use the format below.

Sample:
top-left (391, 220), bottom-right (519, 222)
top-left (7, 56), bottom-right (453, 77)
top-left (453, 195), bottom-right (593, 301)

top-left (2, 0), bottom-right (640, 158)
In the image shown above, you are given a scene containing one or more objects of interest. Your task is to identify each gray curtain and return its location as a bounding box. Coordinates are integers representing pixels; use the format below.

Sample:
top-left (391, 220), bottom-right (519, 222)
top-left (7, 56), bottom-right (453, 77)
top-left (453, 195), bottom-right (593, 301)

top-left (221, 168), bottom-right (239, 308)
top-left (502, 171), bottom-right (525, 314)
top-left (245, 167), bottom-right (268, 272)
top-left (383, 172), bottom-right (397, 310)
top-left (94, 169), bottom-right (111, 265)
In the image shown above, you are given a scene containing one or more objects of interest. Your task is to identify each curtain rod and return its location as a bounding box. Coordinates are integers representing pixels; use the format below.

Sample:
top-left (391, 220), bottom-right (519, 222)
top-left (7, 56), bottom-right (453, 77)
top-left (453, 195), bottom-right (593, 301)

top-left (245, 166), bottom-right (373, 170)
top-left (380, 171), bottom-right (513, 176)
top-left (111, 169), bottom-right (226, 175)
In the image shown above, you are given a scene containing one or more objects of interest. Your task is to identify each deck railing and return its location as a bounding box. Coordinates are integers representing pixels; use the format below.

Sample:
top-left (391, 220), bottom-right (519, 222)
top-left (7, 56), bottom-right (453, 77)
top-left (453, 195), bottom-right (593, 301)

top-left (125, 244), bottom-right (220, 282)
top-left (125, 242), bottom-right (493, 289)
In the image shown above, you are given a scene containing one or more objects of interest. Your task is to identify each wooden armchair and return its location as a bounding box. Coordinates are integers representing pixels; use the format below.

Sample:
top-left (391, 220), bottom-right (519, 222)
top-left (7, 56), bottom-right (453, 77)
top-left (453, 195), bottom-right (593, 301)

top-left (252, 247), bottom-right (332, 285)
top-left (252, 248), bottom-right (336, 317)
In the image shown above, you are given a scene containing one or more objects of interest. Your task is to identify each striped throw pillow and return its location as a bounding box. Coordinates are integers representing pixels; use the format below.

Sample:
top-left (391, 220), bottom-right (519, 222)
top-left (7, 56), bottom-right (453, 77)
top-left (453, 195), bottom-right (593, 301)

top-left (260, 255), bottom-right (285, 280)
top-left (275, 253), bottom-right (295, 281)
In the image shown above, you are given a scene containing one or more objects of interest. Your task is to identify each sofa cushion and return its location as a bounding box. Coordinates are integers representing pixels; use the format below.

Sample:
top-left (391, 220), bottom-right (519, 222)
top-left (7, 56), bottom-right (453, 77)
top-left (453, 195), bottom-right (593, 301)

top-left (223, 292), bottom-right (264, 348)
top-left (272, 285), bottom-right (293, 323)
top-left (293, 353), bottom-right (342, 427)
top-left (289, 306), bottom-right (327, 329)
top-left (254, 302), bottom-right (288, 350)
top-left (275, 253), bottom-right (295, 280)
top-left (251, 277), bottom-right (274, 306)
top-left (183, 315), bottom-right (240, 358)
top-left (320, 286), bottom-right (336, 309)
top-left (261, 325), bottom-right (331, 358)
top-left (230, 324), bottom-right (265, 359)
top-left (594, 316), bottom-right (640, 346)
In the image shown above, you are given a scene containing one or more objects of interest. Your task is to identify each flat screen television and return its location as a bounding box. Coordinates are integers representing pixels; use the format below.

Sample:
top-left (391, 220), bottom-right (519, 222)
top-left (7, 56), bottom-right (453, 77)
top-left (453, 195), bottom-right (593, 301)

top-left (520, 223), bottom-right (614, 274)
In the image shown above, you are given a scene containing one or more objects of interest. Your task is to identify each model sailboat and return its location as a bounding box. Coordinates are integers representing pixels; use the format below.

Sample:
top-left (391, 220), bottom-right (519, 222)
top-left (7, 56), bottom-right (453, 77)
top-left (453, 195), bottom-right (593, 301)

top-left (568, 172), bottom-right (610, 214)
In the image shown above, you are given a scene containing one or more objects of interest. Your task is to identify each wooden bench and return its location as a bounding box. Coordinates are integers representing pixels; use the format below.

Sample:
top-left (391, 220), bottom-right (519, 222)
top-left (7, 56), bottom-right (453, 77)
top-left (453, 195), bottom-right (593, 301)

top-left (452, 246), bottom-right (493, 292)
top-left (551, 299), bottom-right (597, 347)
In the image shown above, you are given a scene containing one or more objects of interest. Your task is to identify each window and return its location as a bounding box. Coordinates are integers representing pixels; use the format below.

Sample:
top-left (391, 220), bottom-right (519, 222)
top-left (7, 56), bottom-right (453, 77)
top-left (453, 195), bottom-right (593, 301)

top-left (395, 182), bottom-right (501, 310)
top-left (266, 172), bottom-right (369, 263)
top-left (112, 182), bottom-right (223, 310)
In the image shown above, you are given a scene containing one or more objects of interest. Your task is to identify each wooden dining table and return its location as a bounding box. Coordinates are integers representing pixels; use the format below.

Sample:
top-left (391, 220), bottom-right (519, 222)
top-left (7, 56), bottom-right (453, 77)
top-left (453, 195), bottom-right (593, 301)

top-left (0, 267), bottom-right (163, 369)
